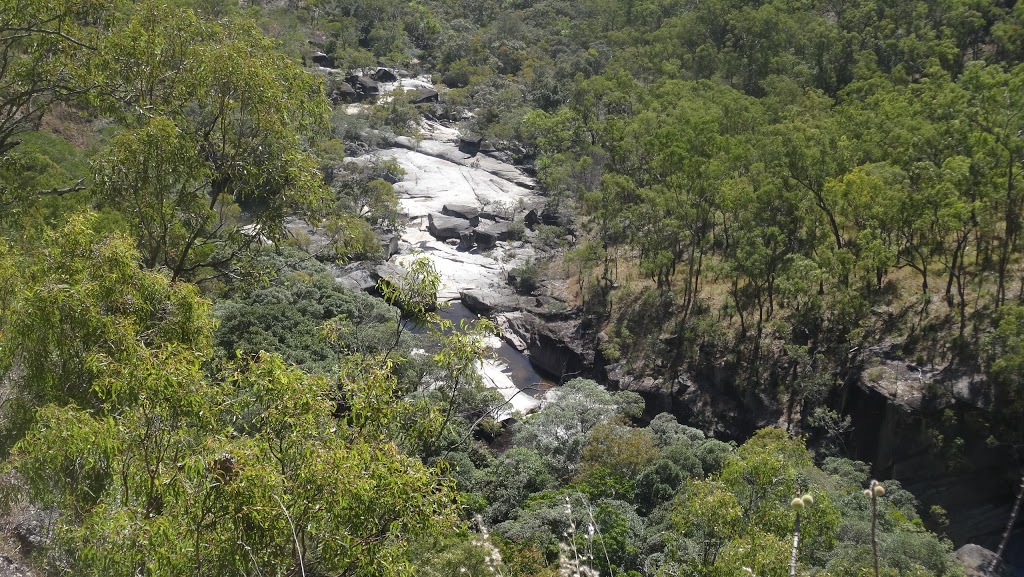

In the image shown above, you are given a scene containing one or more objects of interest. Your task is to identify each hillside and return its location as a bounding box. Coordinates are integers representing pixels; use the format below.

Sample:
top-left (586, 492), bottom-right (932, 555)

top-left (0, 0), bottom-right (1022, 575)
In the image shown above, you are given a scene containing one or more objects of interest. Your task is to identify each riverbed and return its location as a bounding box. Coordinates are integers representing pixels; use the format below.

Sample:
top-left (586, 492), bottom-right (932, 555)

top-left (354, 115), bottom-right (553, 418)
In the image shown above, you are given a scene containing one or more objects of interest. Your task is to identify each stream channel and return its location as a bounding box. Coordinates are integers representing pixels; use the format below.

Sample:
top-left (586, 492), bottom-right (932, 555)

top-left (351, 97), bottom-right (557, 419)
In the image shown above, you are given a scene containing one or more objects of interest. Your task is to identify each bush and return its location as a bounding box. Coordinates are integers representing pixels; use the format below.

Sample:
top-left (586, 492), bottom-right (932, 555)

top-left (509, 259), bottom-right (542, 294)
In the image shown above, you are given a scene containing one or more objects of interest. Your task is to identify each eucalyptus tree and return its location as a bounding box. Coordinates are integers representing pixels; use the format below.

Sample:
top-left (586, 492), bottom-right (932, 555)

top-left (90, 2), bottom-right (332, 281)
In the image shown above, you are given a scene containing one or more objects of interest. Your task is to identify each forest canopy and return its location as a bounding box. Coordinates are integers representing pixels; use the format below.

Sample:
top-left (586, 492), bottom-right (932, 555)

top-left (0, 0), bottom-right (1021, 575)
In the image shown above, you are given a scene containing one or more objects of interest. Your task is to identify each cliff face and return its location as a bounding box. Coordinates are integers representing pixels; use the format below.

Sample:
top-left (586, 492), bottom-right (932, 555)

top-left (839, 348), bottom-right (1021, 548)
top-left (520, 300), bottom-right (1022, 551)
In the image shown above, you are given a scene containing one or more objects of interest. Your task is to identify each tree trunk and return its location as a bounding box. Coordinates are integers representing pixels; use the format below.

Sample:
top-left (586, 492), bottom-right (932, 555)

top-left (989, 473), bottom-right (1024, 574)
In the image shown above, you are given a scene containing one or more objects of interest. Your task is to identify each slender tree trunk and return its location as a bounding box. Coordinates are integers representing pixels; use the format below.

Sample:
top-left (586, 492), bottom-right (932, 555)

top-left (789, 511), bottom-right (801, 577)
top-left (989, 473), bottom-right (1024, 573)
top-left (870, 482), bottom-right (881, 577)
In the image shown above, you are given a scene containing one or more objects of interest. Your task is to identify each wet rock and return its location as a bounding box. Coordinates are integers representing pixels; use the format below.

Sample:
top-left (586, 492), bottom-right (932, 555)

top-left (474, 221), bottom-right (513, 249)
top-left (442, 203), bottom-right (481, 225)
top-left (505, 313), bottom-right (589, 381)
top-left (460, 289), bottom-right (520, 315)
top-left (427, 213), bottom-right (472, 240)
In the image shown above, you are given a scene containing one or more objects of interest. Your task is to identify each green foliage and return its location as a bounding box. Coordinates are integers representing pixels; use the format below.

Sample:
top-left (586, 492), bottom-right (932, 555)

top-left (513, 378), bottom-right (644, 478)
top-left (90, 1), bottom-right (332, 280)
top-left (214, 262), bottom-right (414, 376)
top-left (11, 349), bottom-right (454, 577)
top-left (0, 215), bottom-right (213, 452)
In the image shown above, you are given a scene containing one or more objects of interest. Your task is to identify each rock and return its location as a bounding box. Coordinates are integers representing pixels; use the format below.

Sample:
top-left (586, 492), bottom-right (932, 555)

top-left (410, 87), bottom-right (439, 104)
top-left (496, 313), bottom-right (528, 351)
top-left (541, 205), bottom-right (572, 228)
top-left (371, 67), bottom-right (398, 82)
top-left (442, 203), bottom-right (481, 225)
top-left (480, 208), bottom-right (512, 222)
top-left (505, 313), bottom-right (589, 381)
top-left (329, 81), bottom-right (358, 104)
top-left (460, 289), bottom-right (520, 315)
top-left (11, 507), bottom-right (55, 556)
top-left (956, 544), bottom-right (1011, 577)
top-left (346, 75), bottom-right (380, 97)
top-left (842, 350), bottom-right (1024, 548)
top-left (310, 51), bottom-right (334, 68)
top-left (427, 213), bottom-right (473, 240)
top-left (337, 270), bottom-right (376, 293)
top-left (459, 134), bottom-right (484, 155)
top-left (383, 234), bottom-right (401, 257)
top-left (372, 262), bottom-right (406, 285)
top-left (620, 375), bottom-right (677, 416)
top-left (474, 221), bottom-right (514, 249)
top-left (0, 555), bottom-right (34, 577)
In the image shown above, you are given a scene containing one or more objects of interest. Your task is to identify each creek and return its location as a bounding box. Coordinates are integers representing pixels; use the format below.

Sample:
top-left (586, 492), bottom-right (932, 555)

top-left (355, 116), bottom-right (556, 418)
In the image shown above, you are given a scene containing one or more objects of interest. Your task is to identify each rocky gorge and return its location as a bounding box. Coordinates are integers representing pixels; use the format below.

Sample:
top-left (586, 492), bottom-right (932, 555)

top-left (319, 70), bottom-right (1021, 569)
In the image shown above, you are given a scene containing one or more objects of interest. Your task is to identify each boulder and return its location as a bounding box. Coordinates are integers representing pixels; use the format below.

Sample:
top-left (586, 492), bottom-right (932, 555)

top-left (442, 203), bottom-right (481, 225)
top-left (371, 67), bottom-right (398, 82)
top-left (541, 205), bottom-right (571, 227)
top-left (505, 313), bottom-right (589, 381)
top-left (346, 75), bottom-right (380, 97)
top-left (427, 213), bottom-right (472, 240)
top-left (474, 221), bottom-right (514, 249)
top-left (459, 134), bottom-right (484, 155)
top-left (410, 87), bottom-right (439, 104)
top-left (329, 81), bottom-right (357, 104)
top-left (480, 208), bottom-right (512, 222)
top-left (383, 234), bottom-right (401, 257)
top-left (337, 270), bottom-right (376, 293)
top-left (956, 544), bottom-right (1011, 577)
top-left (372, 262), bottom-right (406, 284)
top-left (460, 289), bottom-right (520, 315)
top-left (310, 51), bottom-right (334, 68)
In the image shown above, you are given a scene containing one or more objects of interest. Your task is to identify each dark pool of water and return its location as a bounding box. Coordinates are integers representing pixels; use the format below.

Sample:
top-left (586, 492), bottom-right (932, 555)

top-left (1007, 529), bottom-right (1024, 576)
